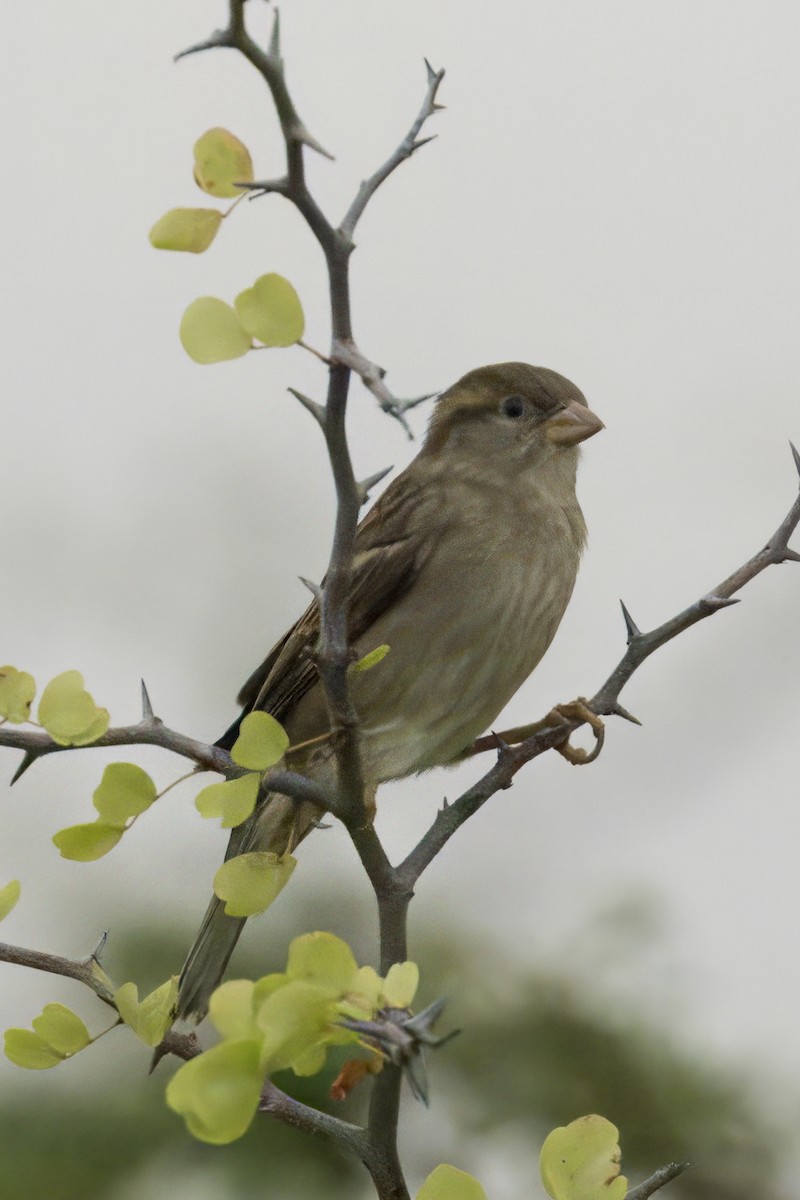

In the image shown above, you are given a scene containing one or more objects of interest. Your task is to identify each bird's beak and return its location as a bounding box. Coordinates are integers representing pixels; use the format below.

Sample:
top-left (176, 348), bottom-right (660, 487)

top-left (545, 400), bottom-right (605, 446)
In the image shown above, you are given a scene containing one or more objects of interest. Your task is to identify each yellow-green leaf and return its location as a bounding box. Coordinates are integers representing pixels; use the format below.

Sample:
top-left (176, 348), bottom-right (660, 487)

top-left (115, 977), bottom-right (178, 1047)
top-left (52, 822), bottom-right (123, 862)
top-left (416, 1164), bottom-right (488, 1200)
top-left (4, 1029), bottom-right (65, 1070)
top-left (214, 851), bottom-right (296, 917)
top-left (231, 711), bottom-right (289, 771)
top-left (92, 762), bottom-right (157, 826)
top-left (540, 1115), bottom-right (627, 1200)
top-left (149, 207), bottom-right (223, 253)
top-left (166, 1038), bottom-right (263, 1144)
top-left (179, 296), bottom-right (252, 364)
top-left (32, 1003), bottom-right (90, 1055)
top-left (349, 644), bottom-right (390, 674)
top-left (234, 273), bottom-right (304, 347)
top-left (38, 671), bottom-right (109, 746)
top-left (209, 979), bottom-right (259, 1041)
top-left (255, 979), bottom-right (332, 1074)
top-left (0, 666), bottom-right (35, 723)
top-left (286, 932), bottom-right (359, 999)
top-left (383, 961), bottom-right (419, 1009)
top-left (196, 773), bottom-right (260, 829)
top-left (193, 127), bottom-right (254, 198)
top-left (0, 880), bottom-right (20, 922)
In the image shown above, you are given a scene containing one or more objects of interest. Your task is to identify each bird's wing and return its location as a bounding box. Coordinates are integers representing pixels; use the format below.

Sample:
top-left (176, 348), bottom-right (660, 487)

top-left (237, 468), bottom-right (424, 724)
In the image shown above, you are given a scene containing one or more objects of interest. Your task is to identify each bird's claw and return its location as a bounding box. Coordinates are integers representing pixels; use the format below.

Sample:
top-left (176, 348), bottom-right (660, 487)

top-left (549, 698), bottom-right (605, 765)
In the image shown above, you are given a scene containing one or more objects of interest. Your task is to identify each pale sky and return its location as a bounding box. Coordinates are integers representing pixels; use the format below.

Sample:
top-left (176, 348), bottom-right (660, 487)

top-left (2, 1), bottom-right (800, 1192)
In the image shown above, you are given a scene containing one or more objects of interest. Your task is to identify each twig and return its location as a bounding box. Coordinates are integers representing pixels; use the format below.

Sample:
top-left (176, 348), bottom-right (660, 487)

top-left (625, 1162), bottom-right (690, 1200)
top-left (0, 941), bottom-right (117, 1006)
top-left (399, 452), bottom-right (800, 884)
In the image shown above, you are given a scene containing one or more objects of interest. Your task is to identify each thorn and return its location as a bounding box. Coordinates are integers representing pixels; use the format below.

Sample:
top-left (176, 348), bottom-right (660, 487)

top-left (288, 387), bottom-right (326, 428)
top-left (140, 679), bottom-right (154, 721)
top-left (299, 576), bottom-right (323, 602)
top-left (490, 729), bottom-right (510, 754)
top-left (10, 751), bottom-right (36, 786)
top-left (432, 102), bottom-right (447, 112)
top-left (703, 593), bottom-right (741, 610)
top-left (296, 124), bottom-right (336, 161)
top-left (790, 441), bottom-right (800, 478)
top-left (611, 702), bottom-right (643, 727)
top-left (90, 930), bottom-right (108, 962)
top-left (268, 8), bottom-right (281, 63)
top-left (619, 599), bottom-right (641, 643)
top-left (357, 465), bottom-right (393, 505)
top-left (395, 391), bottom-right (438, 414)
top-left (403, 996), bottom-right (447, 1040)
top-left (423, 58), bottom-right (444, 87)
top-left (781, 547), bottom-right (800, 563)
top-left (411, 134), bottom-right (437, 153)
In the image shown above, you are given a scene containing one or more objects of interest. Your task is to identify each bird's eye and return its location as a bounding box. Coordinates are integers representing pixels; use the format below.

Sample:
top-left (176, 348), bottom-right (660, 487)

top-left (500, 395), bottom-right (528, 419)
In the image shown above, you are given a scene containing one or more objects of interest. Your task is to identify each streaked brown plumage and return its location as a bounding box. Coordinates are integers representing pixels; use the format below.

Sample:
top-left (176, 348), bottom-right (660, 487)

top-left (178, 362), bottom-right (603, 1019)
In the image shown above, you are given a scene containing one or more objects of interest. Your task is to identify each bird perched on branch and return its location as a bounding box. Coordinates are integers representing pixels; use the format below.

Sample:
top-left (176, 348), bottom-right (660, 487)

top-left (178, 361), bottom-right (603, 1019)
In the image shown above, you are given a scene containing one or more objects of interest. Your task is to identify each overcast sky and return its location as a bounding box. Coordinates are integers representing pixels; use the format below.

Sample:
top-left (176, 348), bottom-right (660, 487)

top-left (2, 0), bottom-right (800, 1189)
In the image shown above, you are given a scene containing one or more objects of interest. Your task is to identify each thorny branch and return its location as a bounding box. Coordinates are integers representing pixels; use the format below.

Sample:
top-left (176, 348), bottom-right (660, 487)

top-left (625, 1162), bottom-right (691, 1200)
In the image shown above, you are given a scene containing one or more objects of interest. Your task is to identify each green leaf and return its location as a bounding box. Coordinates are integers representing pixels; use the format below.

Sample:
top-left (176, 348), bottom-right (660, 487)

top-left (346, 965), bottom-right (384, 1014)
top-left (166, 1038), bottom-right (263, 1144)
top-left (416, 1164), bottom-right (488, 1200)
top-left (179, 296), bottom-right (252, 364)
top-left (234, 273), bottom-right (304, 347)
top-left (286, 932), bottom-right (359, 999)
top-left (196, 773), bottom-right (260, 829)
top-left (540, 1115), bottom-right (627, 1200)
top-left (115, 977), bottom-right (178, 1047)
top-left (214, 851), bottom-right (296, 917)
top-left (209, 980), bottom-right (259, 1041)
top-left (255, 979), bottom-right (333, 1074)
top-left (4, 1029), bottom-right (65, 1070)
top-left (382, 961), bottom-right (419, 1009)
top-left (32, 1004), bottom-right (90, 1055)
top-left (0, 880), bottom-right (20, 922)
top-left (193, 128), bottom-right (254, 198)
top-left (0, 666), bottom-right (35, 723)
top-left (349, 644), bottom-right (391, 674)
top-left (149, 207), bottom-right (223, 253)
top-left (38, 671), bottom-right (109, 746)
top-left (92, 762), bottom-right (157, 826)
top-left (231, 711), bottom-right (290, 771)
top-left (52, 822), bottom-right (123, 862)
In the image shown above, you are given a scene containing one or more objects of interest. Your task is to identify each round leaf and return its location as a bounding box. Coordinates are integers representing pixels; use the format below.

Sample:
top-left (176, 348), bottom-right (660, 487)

top-left (382, 961), bottom-right (419, 1009)
top-left (32, 1003), bottom-right (90, 1055)
top-left (540, 1115), bottom-right (627, 1200)
top-left (38, 671), bottom-right (109, 746)
top-left (4, 1029), bottom-right (64, 1070)
top-left (286, 932), bottom-right (359, 999)
top-left (166, 1038), bottom-right (263, 1144)
top-left (416, 1164), bottom-right (488, 1200)
top-left (0, 666), bottom-right (35, 723)
top-left (234, 274), bottom-right (304, 347)
top-left (115, 977), bottom-right (178, 1047)
top-left (231, 711), bottom-right (289, 771)
top-left (255, 979), bottom-right (332, 1074)
top-left (179, 297), bottom-right (251, 364)
top-left (0, 880), bottom-right (20, 922)
top-left (149, 207), bottom-right (223, 253)
top-left (196, 773), bottom-right (260, 829)
top-left (209, 980), bottom-right (258, 1041)
top-left (193, 127), bottom-right (254, 198)
top-left (93, 762), bottom-right (157, 826)
top-left (52, 822), bottom-right (123, 862)
top-left (214, 851), bottom-right (296, 917)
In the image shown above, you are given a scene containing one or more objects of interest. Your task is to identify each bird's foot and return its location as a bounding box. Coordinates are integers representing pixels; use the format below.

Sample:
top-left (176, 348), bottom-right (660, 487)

top-left (547, 698), bottom-right (605, 765)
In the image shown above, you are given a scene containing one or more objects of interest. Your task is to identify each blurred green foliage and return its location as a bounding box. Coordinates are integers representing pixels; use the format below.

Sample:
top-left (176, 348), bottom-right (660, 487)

top-left (0, 902), bottom-right (790, 1200)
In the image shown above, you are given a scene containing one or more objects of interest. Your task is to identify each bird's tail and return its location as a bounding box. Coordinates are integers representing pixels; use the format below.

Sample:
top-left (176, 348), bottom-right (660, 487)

top-left (177, 791), bottom-right (318, 1022)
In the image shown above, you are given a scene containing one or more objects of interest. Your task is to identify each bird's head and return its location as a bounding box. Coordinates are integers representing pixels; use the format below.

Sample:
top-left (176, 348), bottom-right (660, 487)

top-left (423, 362), bottom-right (604, 466)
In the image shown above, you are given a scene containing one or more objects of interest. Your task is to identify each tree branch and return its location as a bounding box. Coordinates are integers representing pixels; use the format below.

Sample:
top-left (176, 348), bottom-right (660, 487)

top-left (399, 451), bottom-right (800, 885)
top-left (625, 1162), bottom-right (690, 1200)
top-left (0, 940), bottom-right (117, 1006)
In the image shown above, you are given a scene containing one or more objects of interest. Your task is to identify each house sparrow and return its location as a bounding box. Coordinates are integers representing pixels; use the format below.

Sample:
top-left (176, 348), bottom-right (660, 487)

top-left (178, 362), bottom-right (603, 1019)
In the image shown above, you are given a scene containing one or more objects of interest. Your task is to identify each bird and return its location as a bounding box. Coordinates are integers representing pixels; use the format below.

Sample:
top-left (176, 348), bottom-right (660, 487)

top-left (177, 361), bottom-right (603, 1020)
